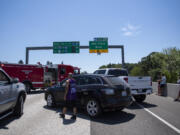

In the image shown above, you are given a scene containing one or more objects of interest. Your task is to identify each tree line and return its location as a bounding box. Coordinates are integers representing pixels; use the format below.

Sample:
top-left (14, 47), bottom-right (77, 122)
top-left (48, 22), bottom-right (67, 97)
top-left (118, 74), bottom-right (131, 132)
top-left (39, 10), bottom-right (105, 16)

top-left (99, 47), bottom-right (180, 83)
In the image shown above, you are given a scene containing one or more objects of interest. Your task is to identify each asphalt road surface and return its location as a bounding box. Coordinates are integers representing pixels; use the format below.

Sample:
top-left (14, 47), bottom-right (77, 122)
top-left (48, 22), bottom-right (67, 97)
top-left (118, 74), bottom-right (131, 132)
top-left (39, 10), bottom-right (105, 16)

top-left (0, 91), bottom-right (180, 135)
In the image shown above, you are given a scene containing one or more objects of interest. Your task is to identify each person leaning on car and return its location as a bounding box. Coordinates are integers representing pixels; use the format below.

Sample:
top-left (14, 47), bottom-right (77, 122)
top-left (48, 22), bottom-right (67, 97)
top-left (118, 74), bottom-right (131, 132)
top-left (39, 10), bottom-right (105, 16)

top-left (60, 73), bottom-right (77, 120)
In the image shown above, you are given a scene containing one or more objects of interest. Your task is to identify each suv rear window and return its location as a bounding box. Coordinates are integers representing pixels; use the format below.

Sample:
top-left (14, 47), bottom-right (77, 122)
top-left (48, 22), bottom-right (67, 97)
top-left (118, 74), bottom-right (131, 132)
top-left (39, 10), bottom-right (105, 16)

top-left (108, 69), bottom-right (128, 76)
top-left (77, 76), bottom-right (102, 85)
top-left (105, 77), bottom-right (124, 85)
top-left (94, 70), bottom-right (106, 74)
top-left (88, 76), bottom-right (102, 84)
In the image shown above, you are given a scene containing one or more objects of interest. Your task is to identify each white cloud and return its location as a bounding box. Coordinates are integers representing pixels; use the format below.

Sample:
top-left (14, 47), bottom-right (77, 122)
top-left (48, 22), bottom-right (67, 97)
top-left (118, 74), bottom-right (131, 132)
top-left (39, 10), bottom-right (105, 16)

top-left (124, 31), bottom-right (133, 36)
top-left (121, 23), bottom-right (141, 37)
top-left (121, 27), bottom-right (127, 32)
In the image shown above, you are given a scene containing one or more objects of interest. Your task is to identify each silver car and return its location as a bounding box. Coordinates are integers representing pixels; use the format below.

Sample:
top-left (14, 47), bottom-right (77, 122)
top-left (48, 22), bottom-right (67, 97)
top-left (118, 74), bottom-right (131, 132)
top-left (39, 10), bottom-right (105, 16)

top-left (0, 68), bottom-right (26, 120)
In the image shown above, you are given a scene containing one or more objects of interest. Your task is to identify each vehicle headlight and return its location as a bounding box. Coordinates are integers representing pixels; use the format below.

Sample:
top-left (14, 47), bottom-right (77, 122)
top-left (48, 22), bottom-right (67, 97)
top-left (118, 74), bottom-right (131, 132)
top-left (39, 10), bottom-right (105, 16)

top-left (101, 88), bottom-right (115, 95)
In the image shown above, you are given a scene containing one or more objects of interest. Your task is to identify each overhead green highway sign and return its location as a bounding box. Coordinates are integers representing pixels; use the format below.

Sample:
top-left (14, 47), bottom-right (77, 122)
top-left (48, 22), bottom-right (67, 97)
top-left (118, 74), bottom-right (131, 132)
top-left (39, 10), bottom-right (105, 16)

top-left (89, 41), bottom-right (108, 53)
top-left (53, 41), bottom-right (80, 54)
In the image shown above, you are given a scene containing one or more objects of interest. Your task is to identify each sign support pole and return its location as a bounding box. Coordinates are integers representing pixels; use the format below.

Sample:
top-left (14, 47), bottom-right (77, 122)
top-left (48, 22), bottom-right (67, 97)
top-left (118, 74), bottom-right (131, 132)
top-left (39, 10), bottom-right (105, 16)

top-left (25, 45), bottom-right (125, 67)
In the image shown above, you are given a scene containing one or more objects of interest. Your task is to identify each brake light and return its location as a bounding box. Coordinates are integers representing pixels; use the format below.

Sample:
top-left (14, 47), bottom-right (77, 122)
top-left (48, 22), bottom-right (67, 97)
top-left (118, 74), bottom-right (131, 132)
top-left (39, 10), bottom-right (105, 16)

top-left (124, 77), bottom-right (128, 83)
top-left (1, 64), bottom-right (4, 67)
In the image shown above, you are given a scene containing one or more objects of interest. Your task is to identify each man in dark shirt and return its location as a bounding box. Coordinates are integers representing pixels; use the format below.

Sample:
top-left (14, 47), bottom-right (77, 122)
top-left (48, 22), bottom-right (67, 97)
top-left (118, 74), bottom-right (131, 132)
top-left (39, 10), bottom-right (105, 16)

top-left (60, 73), bottom-right (77, 120)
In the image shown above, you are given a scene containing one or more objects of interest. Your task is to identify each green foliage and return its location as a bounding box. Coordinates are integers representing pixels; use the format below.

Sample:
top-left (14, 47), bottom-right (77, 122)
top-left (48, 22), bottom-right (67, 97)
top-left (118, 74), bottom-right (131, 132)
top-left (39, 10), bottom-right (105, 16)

top-left (98, 47), bottom-right (180, 83)
top-left (124, 63), bottom-right (138, 73)
top-left (163, 47), bottom-right (180, 83)
top-left (140, 52), bottom-right (166, 76)
top-left (81, 71), bottom-right (88, 74)
top-left (130, 66), bottom-right (143, 76)
top-left (148, 68), bottom-right (161, 81)
top-left (99, 63), bottom-right (122, 69)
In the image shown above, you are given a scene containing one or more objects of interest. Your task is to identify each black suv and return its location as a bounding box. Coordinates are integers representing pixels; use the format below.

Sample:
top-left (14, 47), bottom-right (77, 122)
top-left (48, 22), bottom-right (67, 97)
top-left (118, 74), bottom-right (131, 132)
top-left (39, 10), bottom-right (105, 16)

top-left (45, 74), bottom-right (132, 117)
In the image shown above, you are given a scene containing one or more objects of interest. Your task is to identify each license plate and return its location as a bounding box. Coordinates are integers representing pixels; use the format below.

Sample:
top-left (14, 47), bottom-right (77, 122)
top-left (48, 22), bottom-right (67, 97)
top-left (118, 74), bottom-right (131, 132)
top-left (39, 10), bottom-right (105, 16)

top-left (122, 91), bottom-right (127, 96)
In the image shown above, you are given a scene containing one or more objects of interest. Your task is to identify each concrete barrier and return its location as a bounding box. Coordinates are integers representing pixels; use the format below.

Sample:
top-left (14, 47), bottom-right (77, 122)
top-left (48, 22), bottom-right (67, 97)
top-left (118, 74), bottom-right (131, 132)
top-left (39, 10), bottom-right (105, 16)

top-left (152, 82), bottom-right (180, 99)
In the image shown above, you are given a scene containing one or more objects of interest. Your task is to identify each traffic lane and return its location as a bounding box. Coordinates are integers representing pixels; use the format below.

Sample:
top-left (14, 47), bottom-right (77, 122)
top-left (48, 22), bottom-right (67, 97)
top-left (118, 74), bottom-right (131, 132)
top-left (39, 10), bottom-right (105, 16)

top-left (91, 103), bottom-right (179, 135)
top-left (0, 90), bottom-right (44, 130)
top-left (27, 89), bottom-right (45, 95)
top-left (0, 93), bottom-right (90, 135)
top-left (1, 92), bottom-right (179, 135)
top-left (142, 94), bottom-right (180, 129)
top-left (25, 90), bottom-right (45, 106)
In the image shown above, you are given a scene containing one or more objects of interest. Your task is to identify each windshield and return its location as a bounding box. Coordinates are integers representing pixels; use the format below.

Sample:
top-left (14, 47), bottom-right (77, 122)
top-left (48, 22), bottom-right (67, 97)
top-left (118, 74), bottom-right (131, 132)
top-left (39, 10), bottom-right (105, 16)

top-left (108, 69), bottom-right (128, 76)
top-left (74, 69), bottom-right (79, 74)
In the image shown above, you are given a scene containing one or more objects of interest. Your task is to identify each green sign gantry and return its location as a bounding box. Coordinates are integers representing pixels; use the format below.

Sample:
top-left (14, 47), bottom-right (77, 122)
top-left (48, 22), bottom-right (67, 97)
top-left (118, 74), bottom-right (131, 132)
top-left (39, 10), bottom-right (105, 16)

top-left (53, 42), bottom-right (80, 54)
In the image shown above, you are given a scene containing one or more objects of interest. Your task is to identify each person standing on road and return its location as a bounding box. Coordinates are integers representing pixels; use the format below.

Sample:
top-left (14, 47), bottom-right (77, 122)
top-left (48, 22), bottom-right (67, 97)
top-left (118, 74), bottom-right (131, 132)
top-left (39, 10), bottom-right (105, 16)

top-left (157, 74), bottom-right (161, 96)
top-left (159, 73), bottom-right (166, 96)
top-left (60, 73), bottom-right (77, 120)
top-left (174, 76), bottom-right (180, 101)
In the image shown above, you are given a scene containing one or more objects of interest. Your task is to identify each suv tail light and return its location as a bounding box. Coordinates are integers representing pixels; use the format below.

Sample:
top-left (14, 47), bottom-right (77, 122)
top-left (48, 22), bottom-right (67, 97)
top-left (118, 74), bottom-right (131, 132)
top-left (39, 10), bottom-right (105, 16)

top-left (124, 77), bottom-right (128, 83)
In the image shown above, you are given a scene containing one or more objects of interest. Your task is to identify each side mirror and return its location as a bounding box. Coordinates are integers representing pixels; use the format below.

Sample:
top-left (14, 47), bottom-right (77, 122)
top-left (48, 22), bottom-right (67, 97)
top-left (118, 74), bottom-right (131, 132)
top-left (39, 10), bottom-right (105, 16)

top-left (12, 78), bottom-right (19, 83)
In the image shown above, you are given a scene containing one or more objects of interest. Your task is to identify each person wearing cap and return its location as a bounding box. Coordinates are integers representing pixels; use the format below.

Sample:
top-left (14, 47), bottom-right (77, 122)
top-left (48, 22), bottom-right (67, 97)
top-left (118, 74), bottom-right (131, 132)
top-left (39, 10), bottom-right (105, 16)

top-left (60, 73), bottom-right (77, 120)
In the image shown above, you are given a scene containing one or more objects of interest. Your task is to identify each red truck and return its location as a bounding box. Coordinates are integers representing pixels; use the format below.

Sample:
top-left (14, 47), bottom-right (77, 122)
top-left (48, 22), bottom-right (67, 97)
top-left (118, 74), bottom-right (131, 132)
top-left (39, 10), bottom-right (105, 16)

top-left (0, 62), bottom-right (80, 92)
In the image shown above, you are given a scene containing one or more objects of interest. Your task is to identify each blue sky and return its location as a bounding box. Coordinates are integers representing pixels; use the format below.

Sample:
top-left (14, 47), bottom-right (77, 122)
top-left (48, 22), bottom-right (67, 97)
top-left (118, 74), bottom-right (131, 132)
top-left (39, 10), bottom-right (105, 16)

top-left (0, 0), bottom-right (180, 73)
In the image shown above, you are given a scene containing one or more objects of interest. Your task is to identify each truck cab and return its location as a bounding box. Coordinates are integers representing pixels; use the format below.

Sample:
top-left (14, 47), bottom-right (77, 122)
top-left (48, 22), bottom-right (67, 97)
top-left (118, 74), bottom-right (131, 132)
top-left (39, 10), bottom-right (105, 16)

top-left (44, 64), bottom-right (80, 86)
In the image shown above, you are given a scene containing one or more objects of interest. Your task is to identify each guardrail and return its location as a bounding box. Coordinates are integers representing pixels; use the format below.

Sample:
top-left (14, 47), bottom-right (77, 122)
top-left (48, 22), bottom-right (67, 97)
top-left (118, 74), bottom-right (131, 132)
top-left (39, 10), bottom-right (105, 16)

top-left (152, 82), bottom-right (180, 99)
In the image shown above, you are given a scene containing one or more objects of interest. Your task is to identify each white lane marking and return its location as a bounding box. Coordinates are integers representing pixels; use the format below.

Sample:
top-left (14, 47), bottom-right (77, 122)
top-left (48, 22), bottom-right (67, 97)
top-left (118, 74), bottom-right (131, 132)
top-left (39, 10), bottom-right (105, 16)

top-left (137, 103), bottom-right (180, 134)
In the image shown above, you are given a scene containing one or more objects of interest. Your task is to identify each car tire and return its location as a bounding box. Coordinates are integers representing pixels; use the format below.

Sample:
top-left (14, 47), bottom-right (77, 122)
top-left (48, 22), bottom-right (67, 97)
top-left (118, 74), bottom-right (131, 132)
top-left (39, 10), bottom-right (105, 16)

top-left (86, 98), bottom-right (101, 118)
top-left (134, 95), bottom-right (146, 103)
top-left (24, 83), bottom-right (31, 93)
top-left (46, 93), bottom-right (55, 107)
top-left (14, 95), bottom-right (24, 117)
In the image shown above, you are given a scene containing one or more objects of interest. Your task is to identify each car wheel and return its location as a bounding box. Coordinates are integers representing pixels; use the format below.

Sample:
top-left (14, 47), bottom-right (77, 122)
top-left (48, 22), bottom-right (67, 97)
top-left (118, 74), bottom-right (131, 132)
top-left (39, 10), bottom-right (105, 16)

top-left (47, 93), bottom-right (55, 107)
top-left (24, 83), bottom-right (31, 93)
top-left (134, 95), bottom-right (146, 103)
top-left (86, 98), bottom-right (101, 118)
top-left (14, 95), bottom-right (24, 117)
